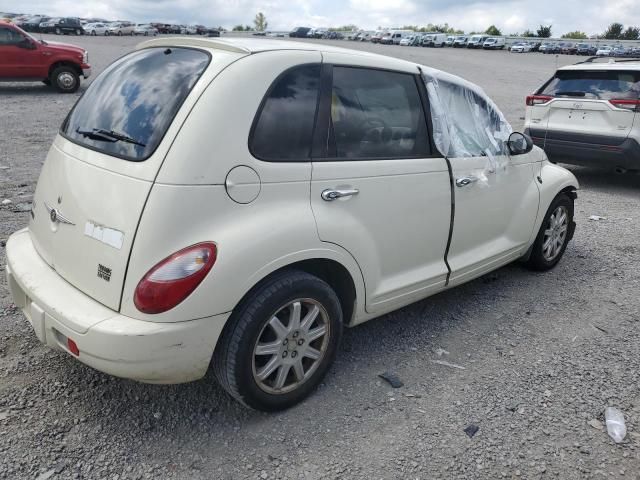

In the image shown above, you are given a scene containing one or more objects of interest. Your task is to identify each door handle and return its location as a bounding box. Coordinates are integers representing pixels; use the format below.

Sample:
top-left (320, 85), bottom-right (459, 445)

top-left (455, 176), bottom-right (478, 188)
top-left (321, 188), bottom-right (359, 201)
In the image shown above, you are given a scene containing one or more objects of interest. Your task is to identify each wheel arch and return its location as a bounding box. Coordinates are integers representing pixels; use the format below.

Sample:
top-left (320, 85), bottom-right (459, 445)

top-left (48, 61), bottom-right (82, 79)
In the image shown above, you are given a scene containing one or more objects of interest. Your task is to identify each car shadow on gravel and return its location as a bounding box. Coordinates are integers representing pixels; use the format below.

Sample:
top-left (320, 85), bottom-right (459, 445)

top-left (0, 85), bottom-right (86, 96)
top-left (44, 261), bottom-right (560, 428)
top-left (563, 165), bottom-right (640, 192)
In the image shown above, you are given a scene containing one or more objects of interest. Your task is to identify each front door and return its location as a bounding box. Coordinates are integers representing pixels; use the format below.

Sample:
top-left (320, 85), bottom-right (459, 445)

top-left (437, 82), bottom-right (540, 285)
top-left (310, 56), bottom-right (452, 314)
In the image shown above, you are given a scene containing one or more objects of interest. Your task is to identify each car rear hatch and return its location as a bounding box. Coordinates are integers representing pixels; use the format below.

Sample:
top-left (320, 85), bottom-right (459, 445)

top-left (28, 43), bottom-right (246, 315)
top-left (528, 68), bottom-right (640, 141)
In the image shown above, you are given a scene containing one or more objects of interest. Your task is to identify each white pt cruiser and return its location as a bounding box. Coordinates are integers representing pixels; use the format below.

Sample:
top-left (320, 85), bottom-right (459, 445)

top-left (6, 38), bottom-right (578, 411)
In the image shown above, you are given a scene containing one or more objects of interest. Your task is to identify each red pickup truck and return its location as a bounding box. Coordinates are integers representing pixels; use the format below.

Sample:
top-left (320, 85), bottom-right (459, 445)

top-left (0, 21), bottom-right (91, 93)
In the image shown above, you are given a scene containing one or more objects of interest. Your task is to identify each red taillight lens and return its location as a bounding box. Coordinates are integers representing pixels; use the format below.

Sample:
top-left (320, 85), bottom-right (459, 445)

top-left (134, 242), bottom-right (217, 314)
top-left (526, 95), bottom-right (553, 106)
top-left (609, 99), bottom-right (640, 112)
top-left (67, 338), bottom-right (80, 356)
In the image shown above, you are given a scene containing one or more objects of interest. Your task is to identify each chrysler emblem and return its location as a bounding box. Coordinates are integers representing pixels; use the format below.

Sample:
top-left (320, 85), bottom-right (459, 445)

top-left (44, 202), bottom-right (75, 226)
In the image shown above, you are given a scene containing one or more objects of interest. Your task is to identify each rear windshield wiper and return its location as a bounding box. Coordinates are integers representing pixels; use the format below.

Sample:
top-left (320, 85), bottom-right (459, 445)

top-left (76, 127), bottom-right (146, 147)
top-left (555, 91), bottom-right (586, 97)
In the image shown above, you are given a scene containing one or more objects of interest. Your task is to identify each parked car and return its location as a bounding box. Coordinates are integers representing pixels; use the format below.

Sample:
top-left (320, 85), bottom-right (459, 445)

top-left (0, 22), bottom-right (90, 92)
top-left (452, 36), bottom-right (468, 47)
top-left (107, 22), bottom-right (135, 36)
top-left (370, 30), bottom-right (384, 43)
top-left (612, 45), bottom-right (629, 57)
top-left (181, 25), bottom-right (198, 35)
top-left (134, 24), bottom-right (158, 36)
top-left (467, 35), bottom-right (488, 48)
top-left (525, 59), bottom-right (640, 172)
top-left (576, 43), bottom-right (597, 56)
top-left (17, 15), bottom-right (49, 32)
top-left (528, 42), bottom-right (542, 52)
top-left (539, 42), bottom-right (556, 54)
top-left (288, 26), bottom-right (310, 38)
top-left (560, 42), bottom-right (577, 55)
top-left (483, 37), bottom-right (506, 50)
top-left (596, 45), bottom-right (613, 56)
top-left (5, 37), bottom-right (578, 411)
top-left (399, 35), bottom-right (416, 46)
top-left (510, 42), bottom-right (532, 53)
top-left (445, 35), bottom-right (454, 46)
top-left (84, 22), bottom-right (109, 36)
top-left (39, 17), bottom-right (84, 35)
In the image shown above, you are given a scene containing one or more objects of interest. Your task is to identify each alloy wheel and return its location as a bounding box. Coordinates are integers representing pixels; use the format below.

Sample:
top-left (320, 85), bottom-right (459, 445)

top-left (542, 206), bottom-right (568, 261)
top-left (252, 299), bottom-right (330, 394)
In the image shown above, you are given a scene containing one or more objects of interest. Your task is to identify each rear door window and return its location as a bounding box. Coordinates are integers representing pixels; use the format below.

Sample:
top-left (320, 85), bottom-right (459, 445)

top-left (250, 64), bottom-right (321, 161)
top-left (328, 67), bottom-right (430, 159)
top-left (540, 70), bottom-right (640, 100)
top-left (62, 47), bottom-right (210, 161)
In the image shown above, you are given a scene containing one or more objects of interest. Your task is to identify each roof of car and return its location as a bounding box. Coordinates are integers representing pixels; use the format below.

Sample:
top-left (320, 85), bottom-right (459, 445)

top-left (560, 59), bottom-right (640, 71)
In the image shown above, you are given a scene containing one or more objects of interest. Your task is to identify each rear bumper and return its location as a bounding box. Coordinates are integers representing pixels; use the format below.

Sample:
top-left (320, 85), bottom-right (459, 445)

top-left (5, 229), bottom-right (229, 384)
top-left (526, 129), bottom-right (640, 170)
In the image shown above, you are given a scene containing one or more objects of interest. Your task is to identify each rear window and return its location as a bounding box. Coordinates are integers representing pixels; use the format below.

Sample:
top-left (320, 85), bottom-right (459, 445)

top-left (541, 70), bottom-right (640, 100)
top-left (62, 47), bottom-right (210, 161)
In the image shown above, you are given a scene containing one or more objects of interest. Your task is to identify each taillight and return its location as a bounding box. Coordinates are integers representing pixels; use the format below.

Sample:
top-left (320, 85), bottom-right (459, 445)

top-left (526, 95), bottom-right (553, 106)
top-left (609, 99), bottom-right (640, 112)
top-left (134, 242), bottom-right (217, 314)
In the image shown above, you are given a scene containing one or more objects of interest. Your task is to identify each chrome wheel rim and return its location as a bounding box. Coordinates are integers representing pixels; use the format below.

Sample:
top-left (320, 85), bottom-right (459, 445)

top-left (57, 72), bottom-right (76, 90)
top-left (542, 206), bottom-right (568, 261)
top-left (252, 299), bottom-right (330, 395)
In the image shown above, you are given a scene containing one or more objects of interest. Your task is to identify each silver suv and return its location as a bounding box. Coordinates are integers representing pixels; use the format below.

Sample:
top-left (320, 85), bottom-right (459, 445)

top-left (524, 57), bottom-right (640, 172)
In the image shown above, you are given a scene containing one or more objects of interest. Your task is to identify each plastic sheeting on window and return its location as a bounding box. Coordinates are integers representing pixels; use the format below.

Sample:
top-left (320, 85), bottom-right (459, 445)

top-left (419, 67), bottom-right (512, 161)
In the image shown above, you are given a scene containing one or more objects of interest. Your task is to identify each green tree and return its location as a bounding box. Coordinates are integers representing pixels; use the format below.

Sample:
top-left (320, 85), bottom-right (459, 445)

top-left (522, 29), bottom-right (535, 37)
top-left (232, 24), bottom-right (245, 31)
top-left (622, 26), bottom-right (640, 40)
top-left (253, 12), bottom-right (268, 31)
top-left (485, 25), bottom-right (502, 36)
top-left (562, 31), bottom-right (587, 39)
top-left (603, 22), bottom-right (624, 39)
top-left (536, 25), bottom-right (552, 37)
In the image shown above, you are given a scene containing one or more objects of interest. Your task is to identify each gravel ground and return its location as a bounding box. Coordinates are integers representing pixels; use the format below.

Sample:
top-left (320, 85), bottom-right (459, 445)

top-left (1, 35), bottom-right (640, 480)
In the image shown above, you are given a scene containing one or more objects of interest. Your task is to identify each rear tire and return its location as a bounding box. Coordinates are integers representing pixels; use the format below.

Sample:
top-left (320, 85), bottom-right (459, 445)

top-left (55, 27), bottom-right (61, 35)
top-left (214, 270), bottom-right (343, 411)
top-left (525, 193), bottom-right (574, 271)
top-left (50, 66), bottom-right (80, 93)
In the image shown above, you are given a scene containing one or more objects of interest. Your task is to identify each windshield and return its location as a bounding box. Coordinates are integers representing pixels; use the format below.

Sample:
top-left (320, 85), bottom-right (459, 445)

top-left (541, 70), bottom-right (640, 100)
top-left (61, 47), bottom-right (210, 161)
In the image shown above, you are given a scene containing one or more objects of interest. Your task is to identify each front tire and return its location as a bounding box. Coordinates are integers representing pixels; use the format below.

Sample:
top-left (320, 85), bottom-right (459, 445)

top-left (50, 66), bottom-right (80, 93)
top-left (214, 270), bottom-right (343, 411)
top-left (55, 27), bottom-right (61, 35)
top-left (525, 193), bottom-right (574, 271)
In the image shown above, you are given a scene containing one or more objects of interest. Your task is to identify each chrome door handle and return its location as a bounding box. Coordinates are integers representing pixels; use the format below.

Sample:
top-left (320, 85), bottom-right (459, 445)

top-left (455, 176), bottom-right (478, 187)
top-left (321, 188), bottom-right (359, 201)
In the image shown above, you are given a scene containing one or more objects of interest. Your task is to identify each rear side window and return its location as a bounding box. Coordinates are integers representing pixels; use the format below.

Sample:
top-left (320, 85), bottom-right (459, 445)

top-left (62, 47), bottom-right (210, 161)
top-left (329, 67), bottom-right (429, 160)
top-left (250, 64), bottom-right (321, 161)
top-left (541, 70), bottom-right (640, 100)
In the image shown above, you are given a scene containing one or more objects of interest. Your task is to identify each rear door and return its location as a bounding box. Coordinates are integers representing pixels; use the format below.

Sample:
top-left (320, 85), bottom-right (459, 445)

top-left (28, 46), bottom-right (241, 311)
top-left (310, 56), bottom-right (452, 314)
top-left (528, 69), bottom-right (640, 141)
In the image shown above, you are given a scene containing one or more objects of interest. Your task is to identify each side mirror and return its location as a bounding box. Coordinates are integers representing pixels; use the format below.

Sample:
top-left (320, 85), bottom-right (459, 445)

top-left (18, 38), bottom-right (36, 50)
top-left (507, 132), bottom-right (533, 155)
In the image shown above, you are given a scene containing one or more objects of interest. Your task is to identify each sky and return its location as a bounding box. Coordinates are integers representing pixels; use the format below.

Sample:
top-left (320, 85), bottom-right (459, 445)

top-left (2, 0), bottom-right (639, 37)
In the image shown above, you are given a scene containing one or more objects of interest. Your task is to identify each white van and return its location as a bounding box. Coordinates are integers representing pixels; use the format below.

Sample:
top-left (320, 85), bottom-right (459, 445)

top-left (382, 30), bottom-right (414, 45)
top-left (483, 37), bottom-right (506, 50)
top-left (426, 33), bottom-right (447, 47)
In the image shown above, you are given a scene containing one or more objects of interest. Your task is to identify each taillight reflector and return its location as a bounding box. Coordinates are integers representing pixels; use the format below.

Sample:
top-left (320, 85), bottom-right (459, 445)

top-left (526, 95), bottom-right (553, 106)
top-left (609, 99), bottom-right (640, 112)
top-left (67, 338), bottom-right (80, 356)
top-left (134, 242), bottom-right (217, 314)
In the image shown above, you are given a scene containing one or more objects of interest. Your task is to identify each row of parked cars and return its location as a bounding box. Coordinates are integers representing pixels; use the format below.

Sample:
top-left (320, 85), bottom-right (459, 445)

top-left (510, 41), bottom-right (640, 56)
top-left (1, 13), bottom-right (220, 37)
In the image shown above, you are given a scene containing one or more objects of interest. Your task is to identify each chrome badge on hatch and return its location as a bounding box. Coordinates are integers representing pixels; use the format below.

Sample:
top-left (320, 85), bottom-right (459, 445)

top-left (44, 202), bottom-right (75, 226)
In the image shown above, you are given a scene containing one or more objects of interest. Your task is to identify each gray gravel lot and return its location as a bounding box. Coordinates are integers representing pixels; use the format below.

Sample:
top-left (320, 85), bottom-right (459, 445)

top-left (1, 35), bottom-right (640, 480)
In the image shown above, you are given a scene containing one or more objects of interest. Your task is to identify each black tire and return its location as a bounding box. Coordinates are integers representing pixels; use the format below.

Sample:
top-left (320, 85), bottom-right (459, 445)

top-left (75, 29), bottom-right (81, 35)
top-left (214, 270), bottom-right (343, 411)
top-left (50, 66), bottom-right (80, 93)
top-left (55, 27), bottom-right (61, 35)
top-left (91, 30), bottom-right (96, 36)
top-left (118, 31), bottom-right (122, 36)
top-left (525, 193), bottom-right (574, 271)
